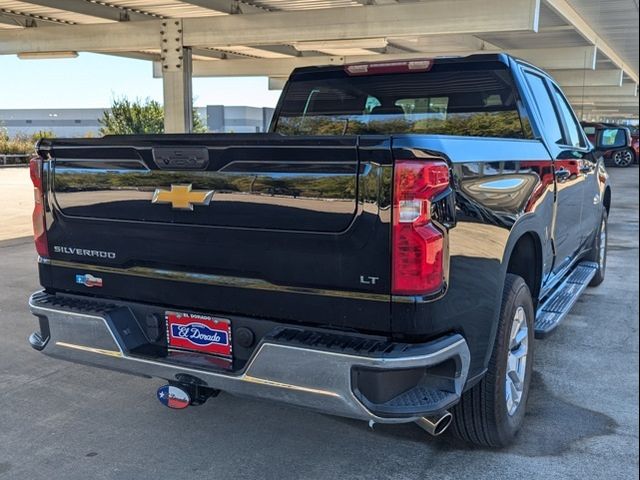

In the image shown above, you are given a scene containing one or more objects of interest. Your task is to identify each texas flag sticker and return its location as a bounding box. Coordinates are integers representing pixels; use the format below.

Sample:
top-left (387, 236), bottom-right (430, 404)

top-left (157, 385), bottom-right (190, 409)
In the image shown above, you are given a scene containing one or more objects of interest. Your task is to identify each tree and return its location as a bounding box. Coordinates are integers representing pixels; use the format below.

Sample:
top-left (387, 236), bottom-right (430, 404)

top-left (31, 130), bottom-right (56, 141)
top-left (0, 126), bottom-right (54, 155)
top-left (99, 97), bottom-right (207, 135)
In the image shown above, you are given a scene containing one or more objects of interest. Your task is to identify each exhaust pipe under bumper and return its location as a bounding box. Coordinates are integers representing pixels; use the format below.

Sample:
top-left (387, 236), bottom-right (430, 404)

top-left (415, 411), bottom-right (453, 436)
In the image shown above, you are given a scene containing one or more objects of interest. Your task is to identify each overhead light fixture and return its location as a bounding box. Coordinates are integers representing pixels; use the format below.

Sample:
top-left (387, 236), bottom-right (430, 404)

top-left (18, 51), bottom-right (79, 60)
top-left (294, 38), bottom-right (388, 52)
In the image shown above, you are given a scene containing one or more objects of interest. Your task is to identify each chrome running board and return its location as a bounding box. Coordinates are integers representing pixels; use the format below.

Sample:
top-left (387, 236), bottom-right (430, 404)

top-left (534, 261), bottom-right (598, 338)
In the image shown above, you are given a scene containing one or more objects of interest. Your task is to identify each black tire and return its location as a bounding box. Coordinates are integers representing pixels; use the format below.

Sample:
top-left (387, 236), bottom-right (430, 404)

top-left (451, 274), bottom-right (535, 447)
top-left (612, 148), bottom-right (635, 168)
top-left (587, 211), bottom-right (608, 287)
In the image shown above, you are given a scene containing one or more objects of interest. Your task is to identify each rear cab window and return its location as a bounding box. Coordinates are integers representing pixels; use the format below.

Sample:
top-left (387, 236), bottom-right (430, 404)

top-left (273, 61), bottom-right (534, 139)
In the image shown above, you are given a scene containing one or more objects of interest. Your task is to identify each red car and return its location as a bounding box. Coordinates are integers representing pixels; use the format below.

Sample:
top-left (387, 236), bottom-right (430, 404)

top-left (630, 126), bottom-right (640, 160)
top-left (581, 121), bottom-right (637, 167)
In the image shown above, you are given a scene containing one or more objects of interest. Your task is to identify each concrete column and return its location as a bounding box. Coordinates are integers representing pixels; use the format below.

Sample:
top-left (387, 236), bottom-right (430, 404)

top-left (161, 19), bottom-right (192, 133)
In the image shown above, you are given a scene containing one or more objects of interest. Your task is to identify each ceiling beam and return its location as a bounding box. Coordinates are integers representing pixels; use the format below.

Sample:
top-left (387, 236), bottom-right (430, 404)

top-left (0, 8), bottom-right (70, 26)
top-left (548, 69), bottom-right (624, 87)
top-left (588, 109), bottom-right (637, 116)
top-left (183, 0), bottom-right (540, 47)
top-left (96, 51), bottom-right (161, 61)
top-left (152, 47), bottom-right (597, 78)
top-left (294, 38), bottom-right (388, 52)
top-left (587, 113), bottom-right (638, 118)
top-left (191, 47), bottom-right (250, 60)
top-left (0, 13), bottom-right (26, 27)
top-left (178, 0), bottom-right (266, 14)
top-left (354, 0), bottom-right (399, 4)
top-left (568, 97), bottom-right (640, 106)
top-left (583, 109), bottom-right (639, 114)
top-left (543, 0), bottom-right (639, 83)
top-left (18, 0), bottom-right (153, 22)
top-left (0, 19), bottom-right (162, 53)
top-left (388, 35), bottom-right (500, 53)
top-left (569, 97), bottom-right (638, 108)
top-left (582, 105), bottom-right (639, 110)
top-left (249, 44), bottom-right (301, 57)
top-left (204, 45), bottom-right (292, 58)
top-left (563, 84), bottom-right (638, 98)
top-left (511, 46), bottom-right (596, 70)
top-left (0, 1), bottom-right (540, 55)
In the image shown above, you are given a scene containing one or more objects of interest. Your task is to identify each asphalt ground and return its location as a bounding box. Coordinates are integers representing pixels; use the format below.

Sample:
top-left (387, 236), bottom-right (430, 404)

top-left (0, 167), bottom-right (638, 480)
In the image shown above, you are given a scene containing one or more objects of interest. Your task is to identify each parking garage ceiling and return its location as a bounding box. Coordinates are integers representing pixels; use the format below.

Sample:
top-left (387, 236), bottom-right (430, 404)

top-left (0, 0), bottom-right (637, 126)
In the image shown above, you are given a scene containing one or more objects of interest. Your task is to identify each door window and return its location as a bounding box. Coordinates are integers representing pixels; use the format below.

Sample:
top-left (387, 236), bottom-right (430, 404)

top-left (524, 72), bottom-right (564, 145)
top-left (552, 86), bottom-right (586, 148)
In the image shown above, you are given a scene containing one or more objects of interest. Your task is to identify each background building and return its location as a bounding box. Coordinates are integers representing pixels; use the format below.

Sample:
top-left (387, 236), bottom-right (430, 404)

top-left (203, 106), bottom-right (275, 133)
top-left (1, 106), bottom-right (275, 137)
top-left (0, 108), bottom-right (104, 137)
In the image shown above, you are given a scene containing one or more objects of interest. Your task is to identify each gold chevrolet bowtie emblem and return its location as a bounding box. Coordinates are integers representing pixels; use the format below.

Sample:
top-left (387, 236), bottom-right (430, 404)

top-left (151, 184), bottom-right (214, 210)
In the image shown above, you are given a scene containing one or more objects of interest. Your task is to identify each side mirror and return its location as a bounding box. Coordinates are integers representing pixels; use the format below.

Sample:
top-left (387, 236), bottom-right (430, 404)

top-left (596, 128), bottom-right (630, 150)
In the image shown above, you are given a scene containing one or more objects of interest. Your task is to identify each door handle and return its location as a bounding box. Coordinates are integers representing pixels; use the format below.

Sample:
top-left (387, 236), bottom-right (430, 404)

top-left (579, 165), bottom-right (592, 174)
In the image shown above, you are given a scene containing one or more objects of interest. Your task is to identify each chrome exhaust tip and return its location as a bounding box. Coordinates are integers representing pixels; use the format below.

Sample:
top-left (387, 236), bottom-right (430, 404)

top-left (415, 411), bottom-right (453, 436)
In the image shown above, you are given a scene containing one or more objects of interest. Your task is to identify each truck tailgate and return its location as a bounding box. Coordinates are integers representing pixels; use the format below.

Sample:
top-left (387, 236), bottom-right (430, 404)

top-left (39, 135), bottom-right (393, 333)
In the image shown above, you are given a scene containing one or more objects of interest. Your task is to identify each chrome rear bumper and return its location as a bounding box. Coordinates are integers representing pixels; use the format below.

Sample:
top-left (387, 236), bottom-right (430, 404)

top-left (29, 291), bottom-right (470, 423)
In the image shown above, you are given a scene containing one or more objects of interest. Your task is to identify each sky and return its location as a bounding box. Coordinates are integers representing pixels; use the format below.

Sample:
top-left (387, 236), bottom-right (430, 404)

top-left (0, 53), bottom-right (282, 109)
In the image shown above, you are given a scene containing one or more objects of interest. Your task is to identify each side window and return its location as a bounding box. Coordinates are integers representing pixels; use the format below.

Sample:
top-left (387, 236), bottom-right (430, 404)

top-left (524, 72), bottom-right (564, 145)
top-left (552, 86), bottom-right (586, 148)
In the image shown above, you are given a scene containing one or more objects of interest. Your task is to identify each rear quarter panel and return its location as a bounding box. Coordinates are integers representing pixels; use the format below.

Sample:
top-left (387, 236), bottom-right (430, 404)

top-left (390, 135), bottom-right (555, 379)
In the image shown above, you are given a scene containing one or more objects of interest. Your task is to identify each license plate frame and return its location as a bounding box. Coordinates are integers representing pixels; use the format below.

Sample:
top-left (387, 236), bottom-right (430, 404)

top-left (166, 311), bottom-right (232, 358)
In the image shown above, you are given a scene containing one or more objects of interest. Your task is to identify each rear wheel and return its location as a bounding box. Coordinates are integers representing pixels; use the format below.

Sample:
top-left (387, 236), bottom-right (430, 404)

top-left (613, 148), bottom-right (635, 168)
top-left (451, 274), bottom-right (534, 447)
top-left (587, 212), bottom-right (608, 287)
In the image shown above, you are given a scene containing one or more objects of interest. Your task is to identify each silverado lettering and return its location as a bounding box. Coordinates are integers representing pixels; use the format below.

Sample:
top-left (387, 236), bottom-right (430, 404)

top-left (53, 246), bottom-right (116, 259)
top-left (28, 54), bottom-right (611, 448)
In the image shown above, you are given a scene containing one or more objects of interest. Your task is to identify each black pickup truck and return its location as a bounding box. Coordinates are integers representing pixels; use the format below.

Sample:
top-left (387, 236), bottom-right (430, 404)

top-left (28, 54), bottom-right (611, 447)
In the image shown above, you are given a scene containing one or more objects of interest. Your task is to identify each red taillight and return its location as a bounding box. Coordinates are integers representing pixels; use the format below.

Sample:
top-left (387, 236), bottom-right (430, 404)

top-left (392, 160), bottom-right (450, 296)
top-left (29, 156), bottom-right (49, 257)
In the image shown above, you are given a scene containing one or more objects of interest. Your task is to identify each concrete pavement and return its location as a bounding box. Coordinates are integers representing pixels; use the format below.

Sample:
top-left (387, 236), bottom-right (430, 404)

top-left (0, 167), bottom-right (33, 241)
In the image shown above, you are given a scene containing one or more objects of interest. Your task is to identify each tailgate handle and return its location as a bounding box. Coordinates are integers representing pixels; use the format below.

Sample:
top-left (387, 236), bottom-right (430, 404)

top-left (152, 147), bottom-right (209, 170)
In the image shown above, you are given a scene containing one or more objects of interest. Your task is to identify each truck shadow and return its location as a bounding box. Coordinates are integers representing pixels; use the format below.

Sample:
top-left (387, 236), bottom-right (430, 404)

top-left (356, 371), bottom-right (618, 457)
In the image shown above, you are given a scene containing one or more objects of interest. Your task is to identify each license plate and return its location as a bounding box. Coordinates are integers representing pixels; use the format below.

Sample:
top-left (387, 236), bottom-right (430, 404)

top-left (166, 311), bottom-right (232, 357)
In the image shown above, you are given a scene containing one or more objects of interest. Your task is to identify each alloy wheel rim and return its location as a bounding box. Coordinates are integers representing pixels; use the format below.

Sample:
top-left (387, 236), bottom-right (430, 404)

top-left (614, 151), bottom-right (632, 167)
top-left (505, 306), bottom-right (529, 416)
